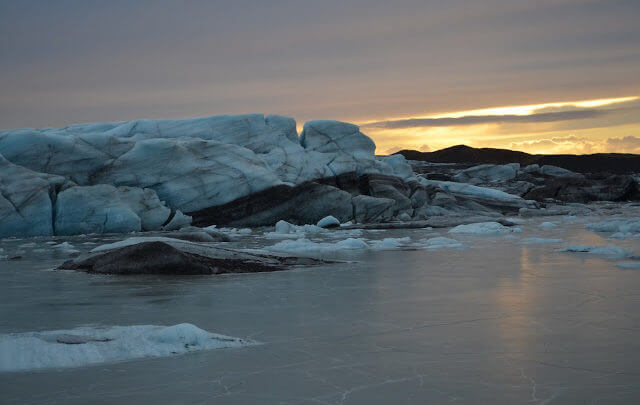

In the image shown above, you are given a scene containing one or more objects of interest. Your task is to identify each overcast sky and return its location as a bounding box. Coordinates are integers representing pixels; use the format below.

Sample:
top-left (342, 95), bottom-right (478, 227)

top-left (1, 0), bottom-right (639, 153)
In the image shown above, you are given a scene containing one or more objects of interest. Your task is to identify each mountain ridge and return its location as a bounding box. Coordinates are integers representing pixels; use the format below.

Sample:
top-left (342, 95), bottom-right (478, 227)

top-left (397, 145), bottom-right (640, 174)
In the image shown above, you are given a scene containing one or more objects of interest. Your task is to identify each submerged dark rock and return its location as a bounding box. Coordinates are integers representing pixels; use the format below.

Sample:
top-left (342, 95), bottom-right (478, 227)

top-left (58, 239), bottom-right (327, 275)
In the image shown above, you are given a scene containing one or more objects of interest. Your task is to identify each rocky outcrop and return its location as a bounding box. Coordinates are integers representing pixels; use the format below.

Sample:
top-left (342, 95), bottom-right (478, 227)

top-left (351, 195), bottom-right (395, 223)
top-left (58, 238), bottom-right (327, 275)
top-left (399, 145), bottom-right (640, 175)
top-left (188, 181), bottom-right (354, 227)
top-left (523, 174), bottom-right (638, 203)
top-left (408, 160), bottom-right (640, 205)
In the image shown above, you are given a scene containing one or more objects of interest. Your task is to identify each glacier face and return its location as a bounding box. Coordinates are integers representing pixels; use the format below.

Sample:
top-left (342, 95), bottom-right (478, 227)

top-left (0, 113), bottom-right (545, 238)
top-left (0, 114), bottom-right (412, 237)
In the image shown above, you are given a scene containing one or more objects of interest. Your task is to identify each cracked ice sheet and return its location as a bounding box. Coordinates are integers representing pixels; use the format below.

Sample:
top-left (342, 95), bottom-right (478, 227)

top-left (0, 323), bottom-right (253, 372)
top-left (3, 207), bottom-right (640, 403)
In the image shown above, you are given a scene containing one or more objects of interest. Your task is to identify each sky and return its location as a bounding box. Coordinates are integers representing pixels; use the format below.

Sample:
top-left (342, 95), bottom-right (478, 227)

top-left (1, 0), bottom-right (639, 154)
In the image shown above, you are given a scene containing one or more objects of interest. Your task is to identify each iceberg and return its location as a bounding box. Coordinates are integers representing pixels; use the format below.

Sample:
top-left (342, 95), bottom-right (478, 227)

top-left (1, 114), bottom-right (415, 237)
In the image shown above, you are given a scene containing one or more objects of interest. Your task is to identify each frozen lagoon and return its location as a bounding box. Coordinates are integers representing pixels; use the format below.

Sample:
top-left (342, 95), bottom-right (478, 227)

top-left (2, 209), bottom-right (640, 403)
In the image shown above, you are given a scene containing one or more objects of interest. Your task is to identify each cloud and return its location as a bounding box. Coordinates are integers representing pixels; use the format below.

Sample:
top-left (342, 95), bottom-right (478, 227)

top-left (510, 136), bottom-right (599, 154)
top-left (362, 109), bottom-right (606, 130)
top-left (418, 144), bottom-right (431, 152)
top-left (605, 136), bottom-right (640, 153)
top-left (510, 135), bottom-right (640, 154)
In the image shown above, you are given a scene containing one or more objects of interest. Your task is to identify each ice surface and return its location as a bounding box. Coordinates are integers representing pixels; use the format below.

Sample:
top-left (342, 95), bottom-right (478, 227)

top-left (4, 208), bottom-right (640, 402)
top-left (517, 237), bottom-right (564, 245)
top-left (0, 323), bottom-right (251, 372)
top-left (449, 222), bottom-right (522, 235)
top-left (559, 244), bottom-right (633, 259)
top-left (540, 221), bottom-right (558, 229)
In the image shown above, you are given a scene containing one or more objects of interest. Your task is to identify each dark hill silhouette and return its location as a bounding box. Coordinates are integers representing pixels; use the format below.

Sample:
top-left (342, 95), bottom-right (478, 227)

top-left (398, 145), bottom-right (640, 174)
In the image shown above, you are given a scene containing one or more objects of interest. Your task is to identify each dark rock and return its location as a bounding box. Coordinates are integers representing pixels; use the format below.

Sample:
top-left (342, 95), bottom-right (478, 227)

top-left (188, 182), bottom-right (353, 227)
top-left (351, 195), bottom-right (395, 223)
top-left (400, 145), bottom-right (640, 175)
top-left (523, 174), bottom-right (638, 203)
top-left (358, 174), bottom-right (412, 213)
top-left (58, 240), bottom-right (327, 275)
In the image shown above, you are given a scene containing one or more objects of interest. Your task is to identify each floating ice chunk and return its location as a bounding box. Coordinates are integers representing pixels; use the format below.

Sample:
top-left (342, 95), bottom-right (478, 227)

top-left (517, 237), bottom-right (563, 245)
top-left (610, 232), bottom-right (640, 239)
top-left (369, 237), bottom-right (412, 250)
top-left (540, 222), bottom-right (557, 229)
top-left (268, 220), bottom-right (326, 238)
top-left (449, 222), bottom-right (521, 235)
top-left (421, 236), bottom-right (464, 250)
top-left (0, 323), bottom-right (252, 372)
top-left (226, 227), bottom-right (252, 235)
top-left (559, 244), bottom-right (633, 259)
top-left (586, 218), bottom-right (640, 234)
top-left (335, 238), bottom-right (370, 249)
top-left (617, 262), bottom-right (640, 269)
top-left (266, 237), bottom-right (370, 254)
top-left (316, 215), bottom-right (340, 228)
top-left (53, 241), bottom-right (79, 254)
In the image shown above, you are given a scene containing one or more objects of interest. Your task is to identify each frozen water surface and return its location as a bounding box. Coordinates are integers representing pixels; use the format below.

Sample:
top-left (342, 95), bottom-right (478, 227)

top-left (2, 207), bottom-right (640, 403)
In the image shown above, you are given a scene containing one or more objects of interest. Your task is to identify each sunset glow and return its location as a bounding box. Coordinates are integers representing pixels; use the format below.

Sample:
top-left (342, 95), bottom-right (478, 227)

top-left (361, 95), bottom-right (640, 155)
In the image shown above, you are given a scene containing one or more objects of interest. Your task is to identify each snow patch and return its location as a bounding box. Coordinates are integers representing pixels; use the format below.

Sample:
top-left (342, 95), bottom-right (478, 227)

top-left (0, 323), bottom-right (252, 372)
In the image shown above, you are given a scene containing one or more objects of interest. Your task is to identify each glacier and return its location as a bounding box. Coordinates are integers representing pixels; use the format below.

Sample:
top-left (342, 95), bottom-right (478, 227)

top-left (1, 113), bottom-right (549, 238)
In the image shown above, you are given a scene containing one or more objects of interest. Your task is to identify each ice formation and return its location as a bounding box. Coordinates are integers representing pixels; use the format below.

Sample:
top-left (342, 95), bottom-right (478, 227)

top-left (0, 323), bottom-right (252, 372)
